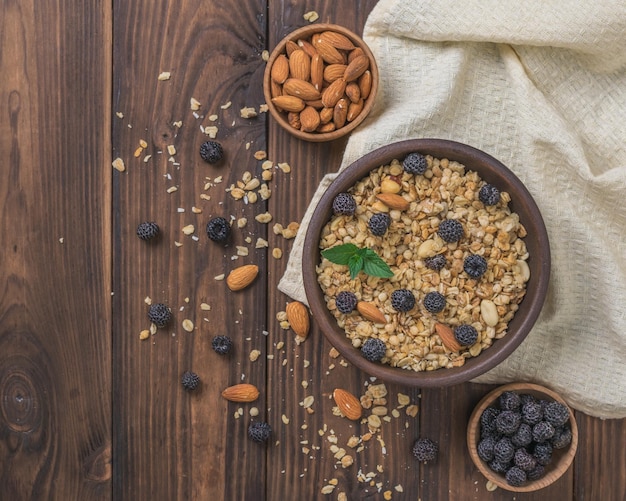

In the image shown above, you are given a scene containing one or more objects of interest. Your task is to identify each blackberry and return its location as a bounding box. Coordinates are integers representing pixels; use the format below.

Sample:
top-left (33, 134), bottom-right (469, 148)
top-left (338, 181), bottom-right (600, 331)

top-left (199, 140), bottom-right (224, 164)
top-left (335, 291), bottom-right (358, 314)
top-left (520, 393), bottom-right (537, 406)
top-left (511, 423), bottom-right (533, 448)
top-left (532, 442), bottom-right (553, 466)
top-left (136, 221), bottom-right (160, 241)
top-left (437, 219), bottom-right (464, 243)
top-left (332, 193), bottom-right (356, 216)
top-left (402, 152), bottom-right (428, 175)
top-left (211, 335), bottom-right (233, 355)
top-left (543, 401), bottom-right (570, 427)
top-left (488, 459), bottom-right (511, 474)
top-left (412, 438), bottom-right (438, 462)
top-left (527, 464), bottom-right (546, 481)
top-left (148, 303), bottom-right (172, 328)
top-left (206, 217), bottom-right (231, 243)
top-left (521, 399), bottom-right (544, 426)
top-left (423, 291), bottom-right (446, 313)
top-left (391, 289), bottom-right (415, 312)
top-left (499, 391), bottom-right (522, 412)
top-left (361, 338), bottom-right (387, 362)
top-left (424, 253), bottom-right (447, 271)
top-left (368, 213), bottom-right (391, 236)
top-left (532, 421), bottom-right (555, 443)
top-left (480, 407), bottom-right (501, 438)
top-left (181, 371), bottom-right (200, 391)
top-left (505, 466), bottom-right (527, 487)
top-left (493, 437), bottom-right (515, 463)
top-left (479, 183), bottom-right (501, 206)
top-left (551, 425), bottom-right (572, 449)
top-left (514, 448), bottom-right (537, 472)
top-left (463, 254), bottom-right (488, 278)
top-left (495, 410), bottom-right (521, 436)
top-left (248, 421), bottom-right (272, 443)
top-left (477, 436), bottom-right (497, 462)
top-left (454, 324), bottom-right (478, 346)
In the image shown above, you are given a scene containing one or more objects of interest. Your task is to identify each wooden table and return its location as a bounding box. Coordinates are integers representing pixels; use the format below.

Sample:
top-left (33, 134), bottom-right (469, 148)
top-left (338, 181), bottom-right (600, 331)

top-left (1, 1), bottom-right (625, 499)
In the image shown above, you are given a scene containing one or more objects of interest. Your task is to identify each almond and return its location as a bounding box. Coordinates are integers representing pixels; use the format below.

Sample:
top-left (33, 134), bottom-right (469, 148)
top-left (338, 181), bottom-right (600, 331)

top-left (375, 193), bottom-right (410, 211)
top-left (313, 38), bottom-right (345, 65)
top-left (345, 82), bottom-right (361, 103)
top-left (343, 55), bottom-right (369, 82)
top-left (310, 53), bottom-right (324, 91)
top-left (221, 383), bottom-right (260, 402)
top-left (319, 31), bottom-right (355, 50)
top-left (286, 301), bottom-right (310, 339)
top-left (357, 301), bottom-right (387, 324)
top-left (282, 78), bottom-right (321, 101)
top-left (226, 264), bottom-right (259, 291)
top-left (333, 98), bottom-right (348, 129)
top-left (271, 95), bottom-right (305, 112)
top-left (348, 47), bottom-right (365, 63)
top-left (288, 49), bottom-right (310, 81)
top-left (321, 78), bottom-right (347, 108)
top-left (317, 122), bottom-right (336, 133)
top-left (319, 106), bottom-right (334, 124)
top-left (347, 98), bottom-right (364, 121)
top-left (304, 98), bottom-right (324, 109)
top-left (358, 70), bottom-right (372, 99)
top-left (435, 323), bottom-right (461, 352)
top-left (271, 54), bottom-right (289, 84)
top-left (285, 40), bottom-right (299, 56)
top-left (297, 38), bottom-right (317, 58)
top-left (299, 106), bottom-right (320, 133)
top-left (323, 64), bottom-right (348, 83)
top-left (270, 79), bottom-right (283, 99)
top-left (287, 111), bottom-right (301, 129)
top-left (333, 389), bottom-right (363, 421)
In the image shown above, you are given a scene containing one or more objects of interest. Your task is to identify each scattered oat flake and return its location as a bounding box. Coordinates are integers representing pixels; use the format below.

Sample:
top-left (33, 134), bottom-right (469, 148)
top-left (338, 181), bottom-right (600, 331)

top-left (281, 414), bottom-right (290, 425)
top-left (383, 490), bottom-right (392, 500)
top-left (259, 104), bottom-right (269, 113)
top-left (272, 248), bottom-right (282, 259)
top-left (214, 274), bottom-right (225, 281)
top-left (173, 121), bottom-right (183, 128)
top-left (394, 485), bottom-right (404, 493)
top-left (261, 50), bottom-right (269, 61)
top-left (249, 349), bottom-right (261, 362)
top-left (254, 150), bottom-right (267, 160)
top-left (200, 303), bottom-right (211, 311)
top-left (204, 126), bottom-right (218, 138)
top-left (240, 106), bottom-right (257, 119)
top-left (182, 319), bottom-right (194, 332)
top-left (255, 212), bottom-right (273, 224)
top-left (277, 162), bottom-right (291, 173)
top-left (149, 323), bottom-right (158, 335)
top-left (320, 485), bottom-right (335, 495)
top-left (208, 114), bottom-right (218, 122)
top-left (143, 154), bottom-right (152, 163)
top-left (139, 330), bottom-right (150, 340)
top-left (486, 480), bottom-right (498, 492)
top-left (220, 101), bottom-right (232, 110)
top-left (166, 186), bottom-right (178, 193)
top-left (191, 206), bottom-right (202, 214)
top-left (303, 10), bottom-right (319, 22)
top-left (174, 241), bottom-right (183, 247)
top-left (167, 145), bottom-right (176, 156)
top-left (157, 71), bottom-right (171, 80)
top-left (112, 157), bottom-right (126, 172)
top-left (115, 112), bottom-right (124, 118)
top-left (182, 224), bottom-right (195, 235)
top-left (190, 97), bottom-right (201, 110)
top-left (58, 237), bottom-right (64, 244)
top-left (255, 238), bottom-right (269, 248)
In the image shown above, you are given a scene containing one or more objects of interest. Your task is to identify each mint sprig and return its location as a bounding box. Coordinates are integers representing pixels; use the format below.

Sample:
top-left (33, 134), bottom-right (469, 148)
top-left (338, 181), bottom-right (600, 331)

top-left (321, 243), bottom-right (394, 280)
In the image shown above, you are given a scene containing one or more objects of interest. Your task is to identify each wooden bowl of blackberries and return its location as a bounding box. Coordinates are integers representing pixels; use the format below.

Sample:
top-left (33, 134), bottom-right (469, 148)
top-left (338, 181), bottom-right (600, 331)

top-left (467, 383), bottom-right (578, 492)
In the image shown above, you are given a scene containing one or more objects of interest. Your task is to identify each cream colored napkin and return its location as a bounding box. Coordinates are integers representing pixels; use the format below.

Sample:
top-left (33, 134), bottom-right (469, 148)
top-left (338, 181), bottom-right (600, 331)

top-left (278, 0), bottom-right (626, 419)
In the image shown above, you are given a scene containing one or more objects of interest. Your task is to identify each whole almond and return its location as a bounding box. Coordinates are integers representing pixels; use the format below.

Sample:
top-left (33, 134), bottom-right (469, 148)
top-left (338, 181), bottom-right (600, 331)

top-left (348, 47), bottom-right (365, 63)
top-left (321, 78), bottom-right (347, 108)
top-left (343, 55), bottom-right (369, 82)
top-left (317, 122), bottom-right (336, 133)
top-left (286, 301), bottom-right (310, 339)
top-left (347, 99), bottom-right (364, 122)
top-left (282, 78), bottom-right (321, 101)
top-left (289, 49), bottom-right (310, 81)
top-left (299, 106), bottom-right (321, 133)
top-left (333, 98), bottom-right (348, 129)
top-left (319, 31), bottom-right (355, 50)
top-left (310, 53), bottom-right (324, 91)
top-left (375, 193), bottom-right (410, 211)
top-left (357, 301), bottom-right (387, 324)
top-left (221, 383), bottom-right (260, 402)
top-left (270, 79), bottom-right (283, 99)
top-left (435, 323), bottom-right (461, 352)
top-left (345, 82), bottom-right (361, 103)
top-left (319, 107), bottom-right (334, 124)
top-left (285, 40), bottom-right (299, 56)
top-left (304, 98), bottom-right (324, 109)
top-left (297, 38), bottom-right (317, 58)
top-left (287, 111), bottom-right (301, 129)
top-left (226, 264), bottom-right (259, 291)
top-left (313, 38), bottom-right (345, 65)
top-left (271, 95), bottom-right (305, 112)
top-left (358, 70), bottom-right (372, 99)
top-left (323, 64), bottom-right (348, 83)
top-left (333, 389), bottom-right (363, 421)
top-left (271, 54), bottom-right (289, 84)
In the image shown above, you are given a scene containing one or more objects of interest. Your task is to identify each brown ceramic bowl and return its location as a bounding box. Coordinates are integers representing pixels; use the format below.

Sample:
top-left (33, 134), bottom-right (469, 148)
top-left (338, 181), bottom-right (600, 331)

top-left (263, 23), bottom-right (378, 142)
top-left (467, 383), bottom-right (578, 492)
top-left (302, 139), bottom-right (551, 387)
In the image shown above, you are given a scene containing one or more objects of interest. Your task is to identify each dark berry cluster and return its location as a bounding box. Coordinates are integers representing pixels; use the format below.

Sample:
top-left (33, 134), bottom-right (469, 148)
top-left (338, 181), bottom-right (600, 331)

top-left (361, 338), bottom-right (387, 362)
top-left (148, 303), bottom-right (172, 328)
top-left (248, 421), bottom-right (272, 443)
top-left (136, 221), bottom-right (160, 241)
top-left (335, 291), bottom-right (358, 314)
top-left (412, 437), bottom-right (438, 462)
top-left (391, 289), bottom-right (415, 312)
top-left (479, 183), bottom-right (501, 206)
top-left (199, 140), bottom-right (224, 164)
top-left (368, 213), bottom-right (391, 236)
top-left (211, 335), bottom-right (233, 355)
top-left (206, 217), bottom-right (231, 243)
top-left (437, 219), bottom-right (464, 243)
top-left (181, 371), bottom-right (200, 391)
top-left (423, 291), bottom-right (446, 313)
top-left (476, 391), bottom-right (572, 487)
top-left (403, 152), bottom-right (428, 175)
top-left (332, 193), bottom-right (357, 216)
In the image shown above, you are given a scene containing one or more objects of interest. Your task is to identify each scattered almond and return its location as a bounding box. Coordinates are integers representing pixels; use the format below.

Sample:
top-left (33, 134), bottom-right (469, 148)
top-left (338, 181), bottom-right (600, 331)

top-left (333, 389), bottom-right (363, 421)
top-left (221, 383), bottom-right (260, 402)
top-left (286, 301), bottom-right (310, 339)
top-left (226, 264), bottom-right (259, 291)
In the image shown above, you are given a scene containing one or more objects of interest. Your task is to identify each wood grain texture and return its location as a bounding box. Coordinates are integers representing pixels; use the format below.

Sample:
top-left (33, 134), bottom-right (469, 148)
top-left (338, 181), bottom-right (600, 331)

top-left (0, 0), bottom-right (112, 499)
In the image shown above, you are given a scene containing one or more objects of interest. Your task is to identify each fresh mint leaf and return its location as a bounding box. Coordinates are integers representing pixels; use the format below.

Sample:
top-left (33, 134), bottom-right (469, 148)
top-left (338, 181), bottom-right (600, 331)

top-left (321, 243), bottom-right (359, 265)
top-left (362, 249), bottom-right (394, 278)
top-left (348, 254), bottom-right (364, 279)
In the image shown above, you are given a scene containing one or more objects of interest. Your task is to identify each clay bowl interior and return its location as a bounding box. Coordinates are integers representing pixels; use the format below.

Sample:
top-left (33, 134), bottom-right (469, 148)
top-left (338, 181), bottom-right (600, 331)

top-left (263, 23), bottom-right (379, 142)
top-left (302, 138), bottom-right (551, 387)
top-left (467, 382), bottom-right (578, 492)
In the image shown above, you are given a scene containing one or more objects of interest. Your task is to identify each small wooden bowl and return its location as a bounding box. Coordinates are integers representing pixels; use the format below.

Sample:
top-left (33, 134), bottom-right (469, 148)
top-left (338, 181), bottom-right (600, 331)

top-left (263, 23), bottom-right (378, 142)
top-left (467, 383), bottom-right (578, 492)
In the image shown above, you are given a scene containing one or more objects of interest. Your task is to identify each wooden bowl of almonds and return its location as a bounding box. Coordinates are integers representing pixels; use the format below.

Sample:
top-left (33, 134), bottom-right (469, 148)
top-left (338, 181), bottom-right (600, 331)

top-left (263, 23), bottom-right (378, 142)
top-left (302, 139), bottom-right (551, 387)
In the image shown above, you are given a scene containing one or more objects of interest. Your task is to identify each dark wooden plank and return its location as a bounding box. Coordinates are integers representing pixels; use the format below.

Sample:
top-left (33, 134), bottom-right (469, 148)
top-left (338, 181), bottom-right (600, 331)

top-left (0, 0), bottom-right (112, 499)
top-left (111, 0), bottom-right (269, 499)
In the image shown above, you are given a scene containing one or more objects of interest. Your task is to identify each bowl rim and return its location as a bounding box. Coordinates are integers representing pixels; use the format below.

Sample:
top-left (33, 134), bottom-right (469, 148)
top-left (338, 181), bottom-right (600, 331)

top-left (263, 23), bottom-right (379, 142)
top-left (302, 138), bottom-right (551, 387)
top-left (466, 382), bottom-right (578, 492)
